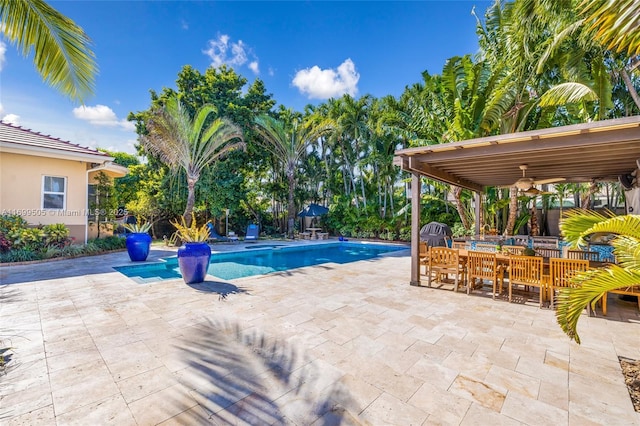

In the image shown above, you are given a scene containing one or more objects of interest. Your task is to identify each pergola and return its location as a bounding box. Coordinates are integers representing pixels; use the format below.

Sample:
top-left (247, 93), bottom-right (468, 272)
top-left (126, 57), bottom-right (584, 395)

top-left (393, 115), bottom-right (640, 286)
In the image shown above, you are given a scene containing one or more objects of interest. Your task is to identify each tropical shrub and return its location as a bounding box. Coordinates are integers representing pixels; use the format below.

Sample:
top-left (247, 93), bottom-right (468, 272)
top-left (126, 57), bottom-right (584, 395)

top-left (0, 233), bottom-right (11, 253)
top-left (43, 224), bottom-right (71, 248)
top-left (91, 236), bottom-right (127, 251)
top-left (0, 215), bottom-right (28, 234)
top-left (0, 249), bottom-right (40, 263)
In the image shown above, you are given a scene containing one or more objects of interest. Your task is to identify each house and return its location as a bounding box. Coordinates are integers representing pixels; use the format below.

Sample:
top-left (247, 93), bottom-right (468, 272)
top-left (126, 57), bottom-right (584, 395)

top-left (0, 121), bottom-right (128, 244)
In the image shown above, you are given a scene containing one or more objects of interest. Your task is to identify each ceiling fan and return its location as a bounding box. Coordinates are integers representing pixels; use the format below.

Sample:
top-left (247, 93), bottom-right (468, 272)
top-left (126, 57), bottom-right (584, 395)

top-left (510, 164), bottom-right (565, 191)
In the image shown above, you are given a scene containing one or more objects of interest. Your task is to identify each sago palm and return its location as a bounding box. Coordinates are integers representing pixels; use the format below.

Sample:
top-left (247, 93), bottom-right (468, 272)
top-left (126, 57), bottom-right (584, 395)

top-left (140, 94), bottom-right (245, 227)
top-left (0, 0), bottom-right (96, 102)
top-left (556, 210), bottom-right (640, 343)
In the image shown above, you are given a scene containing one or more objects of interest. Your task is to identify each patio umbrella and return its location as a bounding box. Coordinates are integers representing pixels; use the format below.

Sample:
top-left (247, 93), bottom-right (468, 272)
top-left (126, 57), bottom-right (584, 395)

top-left (297, 203), bottom-right (329, 217)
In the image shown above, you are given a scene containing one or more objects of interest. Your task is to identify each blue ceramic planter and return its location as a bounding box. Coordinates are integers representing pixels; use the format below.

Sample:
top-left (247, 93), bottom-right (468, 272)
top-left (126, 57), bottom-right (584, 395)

top-left (126, 232), bottom-right (152, 261)
top-left (177, 242), bottom-right (211, 284)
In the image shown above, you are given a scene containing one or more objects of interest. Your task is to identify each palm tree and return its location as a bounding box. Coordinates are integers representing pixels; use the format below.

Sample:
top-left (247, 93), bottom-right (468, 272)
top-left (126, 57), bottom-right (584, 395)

top-left (253, 112), bottom-right (333, 238)
top-left (556, 210), bottom-right (640, 343)
top-left (582, 0), bottom-right (640, 57)
top-left (0, 0), bottom-right (97, 102)
top-left (139, 94), bottom-right (245, 226)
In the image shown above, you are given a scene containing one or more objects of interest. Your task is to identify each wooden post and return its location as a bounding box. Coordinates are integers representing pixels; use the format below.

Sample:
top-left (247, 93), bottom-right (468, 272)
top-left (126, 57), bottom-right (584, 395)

top-left (475, 192), bottom-right (481, 236)
top-left (411, 173), bottom-right (421, 286)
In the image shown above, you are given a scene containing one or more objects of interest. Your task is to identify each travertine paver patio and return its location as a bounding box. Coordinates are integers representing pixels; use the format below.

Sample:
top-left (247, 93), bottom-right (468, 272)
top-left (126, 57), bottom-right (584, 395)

top-left (0, 241), bottom-right (639, 425)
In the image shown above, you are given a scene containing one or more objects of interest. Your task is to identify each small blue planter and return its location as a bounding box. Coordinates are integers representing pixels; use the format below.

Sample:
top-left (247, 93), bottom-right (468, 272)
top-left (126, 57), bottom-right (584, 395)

top-left (126, 232), bottom-right (152, 261)
top-left (177, 242), bottom-right (212, 284)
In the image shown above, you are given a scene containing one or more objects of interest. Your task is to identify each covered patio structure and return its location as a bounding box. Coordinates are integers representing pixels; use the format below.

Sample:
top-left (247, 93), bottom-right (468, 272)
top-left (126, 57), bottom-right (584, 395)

top-left (393, 115), bottom-right (640, 286)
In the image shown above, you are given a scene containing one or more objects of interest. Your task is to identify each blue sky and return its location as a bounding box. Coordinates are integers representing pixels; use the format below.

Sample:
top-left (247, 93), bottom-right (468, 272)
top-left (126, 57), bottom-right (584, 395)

top-left (0, 1), bottom-right (491, 154)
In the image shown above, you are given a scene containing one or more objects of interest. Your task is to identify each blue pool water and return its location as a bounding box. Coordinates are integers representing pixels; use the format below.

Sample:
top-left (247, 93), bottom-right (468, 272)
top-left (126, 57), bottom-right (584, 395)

top-left (114, 242), bottom-right (408, 283)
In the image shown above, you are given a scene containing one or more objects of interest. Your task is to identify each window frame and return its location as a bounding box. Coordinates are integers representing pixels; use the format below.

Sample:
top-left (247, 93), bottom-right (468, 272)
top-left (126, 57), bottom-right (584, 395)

top-left (42, 175), bottom-right (67, 210)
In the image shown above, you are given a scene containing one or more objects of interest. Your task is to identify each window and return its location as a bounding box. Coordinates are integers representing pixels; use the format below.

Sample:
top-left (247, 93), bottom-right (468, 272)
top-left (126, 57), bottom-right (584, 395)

top-left (43, 176), bottom-right (66, 210)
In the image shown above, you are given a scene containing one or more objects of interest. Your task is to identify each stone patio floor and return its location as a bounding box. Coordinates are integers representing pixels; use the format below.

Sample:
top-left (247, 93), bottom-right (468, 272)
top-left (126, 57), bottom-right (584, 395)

top-left (0, 240), bottom-right (639, 425)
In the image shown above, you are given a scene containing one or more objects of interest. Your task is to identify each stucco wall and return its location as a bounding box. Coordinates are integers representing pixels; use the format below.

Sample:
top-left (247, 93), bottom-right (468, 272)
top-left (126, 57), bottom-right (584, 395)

top-left (0, 152), bottom-right (89, 236)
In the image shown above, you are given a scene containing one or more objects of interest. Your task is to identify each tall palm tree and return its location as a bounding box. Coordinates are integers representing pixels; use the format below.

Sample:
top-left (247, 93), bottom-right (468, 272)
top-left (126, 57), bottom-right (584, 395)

top-left (336, 95), bottom-right (373, 210)
top-left (556, 210), bottom-right (640, 343)
top-left (253, 112), bottom-right (333, 238)
top-left (139, 94), bottom-right (245, 226)
top-left (0, 0), bottom-right (96, 102)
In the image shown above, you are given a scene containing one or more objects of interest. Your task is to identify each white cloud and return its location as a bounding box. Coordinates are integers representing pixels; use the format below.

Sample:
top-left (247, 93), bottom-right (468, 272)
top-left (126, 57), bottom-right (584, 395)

top-left (181, 19), bottom-right (189, 30)
top-left (72, 104), bottom-right (134, 131)
top-left (203, 34), bottom-right (260, 74)
top-left (2, 113), bottom-right (20, 126)
top-left (0, 41), bottom-right (6, 71)
top-left (292, 58), bottom-right (359, 99)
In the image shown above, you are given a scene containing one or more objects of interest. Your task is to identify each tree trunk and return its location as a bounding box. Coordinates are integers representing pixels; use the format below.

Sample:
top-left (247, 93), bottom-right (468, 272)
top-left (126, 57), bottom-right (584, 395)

top-left (580, 181), bottom-right (599, 209)
top-left (620, 68), bottom-right (640, 111)
top-left (529, 205), bottom-right (539, 237)
top-left (452, 186), bottom-right (471, 230)
top-left (183, 177), bottom-right (197, 227)
top-left (505, 186), bottom-right (519, 236)
top-left (287, 172), bottom-right (296, 238)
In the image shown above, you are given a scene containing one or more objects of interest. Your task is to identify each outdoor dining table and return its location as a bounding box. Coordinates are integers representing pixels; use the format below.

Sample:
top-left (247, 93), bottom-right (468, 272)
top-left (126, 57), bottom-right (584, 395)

top-left (306, 227), bottom-right (322, 239)
top-left (455, 249), bottom-right (608, 268)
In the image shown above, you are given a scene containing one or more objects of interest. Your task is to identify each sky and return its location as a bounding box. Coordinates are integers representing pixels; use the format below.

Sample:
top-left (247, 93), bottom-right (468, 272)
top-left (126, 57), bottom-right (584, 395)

top-left (0, 0), bottom-right (492, 155)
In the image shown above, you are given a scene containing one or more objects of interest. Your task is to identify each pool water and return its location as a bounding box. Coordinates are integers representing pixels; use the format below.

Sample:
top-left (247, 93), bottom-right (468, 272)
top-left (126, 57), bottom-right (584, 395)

top-left (114, 242), bottom-right (407, 283)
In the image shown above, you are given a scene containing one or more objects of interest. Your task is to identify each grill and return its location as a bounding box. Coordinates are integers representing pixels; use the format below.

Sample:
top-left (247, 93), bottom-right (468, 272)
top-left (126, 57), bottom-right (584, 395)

top-left (420, 222), bottom-right (452, 248)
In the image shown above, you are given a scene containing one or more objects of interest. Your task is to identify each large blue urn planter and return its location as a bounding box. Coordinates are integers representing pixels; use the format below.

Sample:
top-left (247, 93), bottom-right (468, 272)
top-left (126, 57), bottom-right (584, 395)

top-left (126, 232), bottom-right (152, 261)
top-left (177, 242), bottom-right (211, 284)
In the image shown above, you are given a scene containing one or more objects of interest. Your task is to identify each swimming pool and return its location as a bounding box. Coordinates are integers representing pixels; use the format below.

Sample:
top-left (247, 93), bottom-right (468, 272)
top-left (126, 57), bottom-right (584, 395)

top-left (114, 241), bottom-right (408, 283)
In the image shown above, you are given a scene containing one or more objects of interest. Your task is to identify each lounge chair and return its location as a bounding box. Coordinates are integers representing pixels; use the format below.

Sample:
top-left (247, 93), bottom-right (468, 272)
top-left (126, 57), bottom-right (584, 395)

top-left (245, 224), bottom-right (259, 242)
top-left (207, 223), bottom-right (229, 242)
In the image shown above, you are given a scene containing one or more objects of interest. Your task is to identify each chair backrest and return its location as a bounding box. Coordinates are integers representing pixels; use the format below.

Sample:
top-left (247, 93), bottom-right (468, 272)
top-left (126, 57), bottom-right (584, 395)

top-left (567, 250), bottom-right (599, 261)
top-left (474, 242), bottom-right (497, 252)
top-left (467, 250), bottom-right (498, 279)
top-left (531, 236), bottom-right (559, 248)
top-left (428, 247), bottom-right (459, 268)
top-left (419, 241), bottom-right (428, 258)
top-left (509, 255), bottom-right (543, 285)
top-left (503, 246), bottom-right (525, 255)
top-left (451, 241), bottom-right (468, 250)
top-left (245, 224), bottom-right (259, 239)
top-left (534, 247), bottom-right (561, 258)
top-left (549, 258), bottom-right (589, 289)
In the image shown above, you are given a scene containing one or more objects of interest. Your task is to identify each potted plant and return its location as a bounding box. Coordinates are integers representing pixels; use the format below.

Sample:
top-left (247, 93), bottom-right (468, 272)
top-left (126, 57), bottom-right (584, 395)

top-left (123, 220), bottom-right (153, 261)
top-left (171, 216), bottom-right (211, 284)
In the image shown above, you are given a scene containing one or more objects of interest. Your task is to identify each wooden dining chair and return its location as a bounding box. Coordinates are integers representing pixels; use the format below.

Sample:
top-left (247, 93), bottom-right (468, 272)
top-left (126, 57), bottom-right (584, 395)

top-left (548, 258), bottom-right (589, 309)
top-left (466, 251), bottom-right (505, 298)
top-left (427, 247), bottom-right (465, 291)
top-left (567, 249), bottom-right (599, 261)
top-left (503, 246), bottom-right (525, 255)
top-left (474, 242), bottom-right (498, 252)
top-left (451, 241), bottom-right (468, 250)
top-left (419, 241), bottom-right (429, 275)
top-left (534, 247), bottom-right (561, 258)
top-left (508, 255), bottom-right (545, 308)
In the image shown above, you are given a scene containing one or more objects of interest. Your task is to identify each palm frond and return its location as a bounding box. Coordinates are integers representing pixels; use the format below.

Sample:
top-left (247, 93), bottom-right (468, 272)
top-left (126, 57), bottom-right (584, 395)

top-left (539, 83), bottom-right (598, 107)
top-left (556, 265), bottom-right (640, 343)
top-left (560, 210), bottom-right (640, 247)
top-left (0, 0), bottom-right (97, 102)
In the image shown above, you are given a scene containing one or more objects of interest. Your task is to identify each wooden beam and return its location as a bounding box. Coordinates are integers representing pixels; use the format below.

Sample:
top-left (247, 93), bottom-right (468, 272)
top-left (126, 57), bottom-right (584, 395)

top-left (406, 157), bottom-right (484, 192)
top-left (411, 173), bottom-right (421, 286)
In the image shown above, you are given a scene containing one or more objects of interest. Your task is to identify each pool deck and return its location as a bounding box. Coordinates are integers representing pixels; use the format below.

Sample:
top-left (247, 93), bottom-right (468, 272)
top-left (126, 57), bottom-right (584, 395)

top-left (0, 239), bottom-right (638, 425)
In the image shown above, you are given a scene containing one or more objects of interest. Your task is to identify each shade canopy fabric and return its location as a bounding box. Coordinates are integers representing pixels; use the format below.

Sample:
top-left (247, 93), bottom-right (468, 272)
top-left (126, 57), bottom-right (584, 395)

top-left (298, 203), bottom-right (329, 217)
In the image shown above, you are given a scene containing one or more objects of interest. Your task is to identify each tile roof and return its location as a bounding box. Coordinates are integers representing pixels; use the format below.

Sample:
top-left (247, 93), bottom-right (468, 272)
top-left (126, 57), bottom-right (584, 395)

top-left (0, 121), bottom-right (110, 158)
